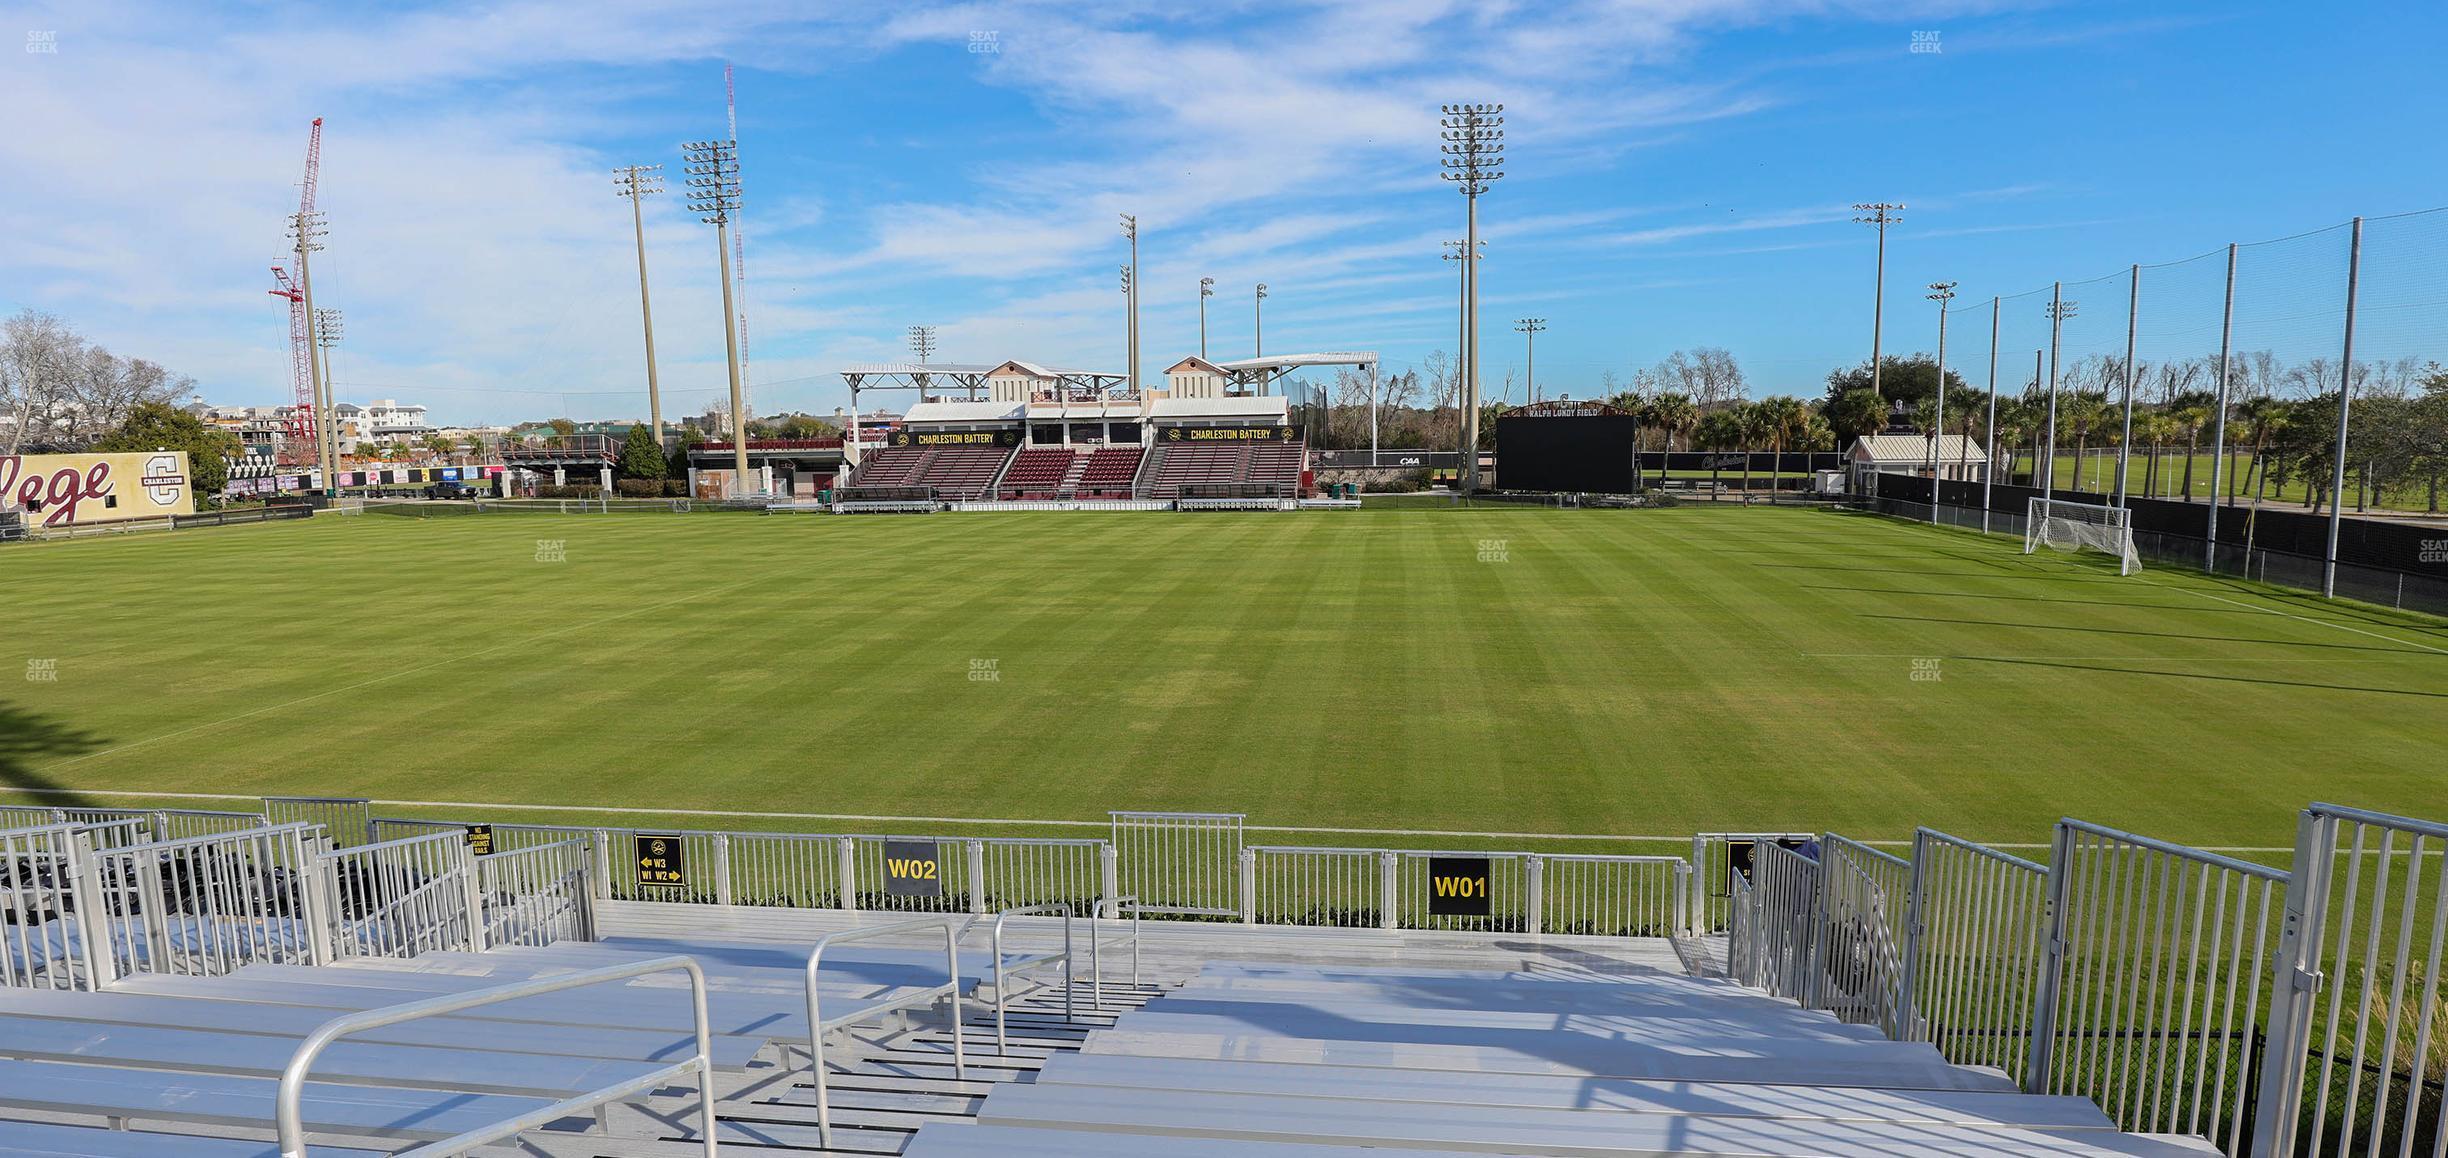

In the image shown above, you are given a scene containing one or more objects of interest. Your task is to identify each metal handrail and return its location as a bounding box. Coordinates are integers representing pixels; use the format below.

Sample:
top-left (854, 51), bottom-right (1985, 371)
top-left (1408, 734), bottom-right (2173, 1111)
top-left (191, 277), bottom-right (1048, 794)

top-left (990, 903), bottom-right (1074, 1054)
top-left (275, 955), bottom-right (718, 1158)
top-left (2058, 818), bottom-right (2289, 881)
top-left (804, 915), bottom-right (971, 1149)
top-left (1090, 894), bottom-right (1145, 1008)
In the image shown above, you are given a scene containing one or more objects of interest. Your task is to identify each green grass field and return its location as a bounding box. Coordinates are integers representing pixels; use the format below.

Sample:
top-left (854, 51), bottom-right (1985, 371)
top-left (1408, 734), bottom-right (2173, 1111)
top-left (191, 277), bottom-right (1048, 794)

top-left (5, 505), bottom-right (2443, 852)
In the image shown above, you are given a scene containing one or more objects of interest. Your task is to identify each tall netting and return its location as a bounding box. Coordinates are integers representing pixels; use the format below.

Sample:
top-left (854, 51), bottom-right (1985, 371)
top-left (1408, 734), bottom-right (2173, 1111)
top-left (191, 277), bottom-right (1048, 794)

top-left (2025, 497), bottom-right (2141, 574)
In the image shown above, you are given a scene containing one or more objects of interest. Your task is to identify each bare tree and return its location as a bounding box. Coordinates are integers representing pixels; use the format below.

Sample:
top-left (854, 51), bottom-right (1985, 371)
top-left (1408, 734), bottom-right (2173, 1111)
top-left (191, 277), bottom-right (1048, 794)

top-left (0, 309), bottom-right (189, 451)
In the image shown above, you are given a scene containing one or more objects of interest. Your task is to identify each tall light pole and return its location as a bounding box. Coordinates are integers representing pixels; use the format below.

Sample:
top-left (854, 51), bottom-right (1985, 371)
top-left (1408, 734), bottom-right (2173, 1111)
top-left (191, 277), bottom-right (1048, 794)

top-left (2043, 287), bottom-right (2078, 495)
top-left (314, 307), bottom-right (343, 476)
top-left (1119, 264), bottom-right (1136, 397)
top-left (614, 165), bottom-right (666, 447)
top-left (1253, 283), bottom-right (1267, 363)
top-left (1198, 277), bottom-right (1214, 361)
top-left (1442, 102), bottom-right (1504, 493)
top-left (2115, 264), bottom-right (2140, 507)
top-left (289, 209), bottom-right (335, 491)
top-left (1982, 296), bottom-right (2000, 534)
top-left (1854, 203), bottom-right (1906, 398)
top-left (907, 325), bottom-right (937, 364)
top-left (1120, 215), bottom-right (1139, 393)
top-left (1443, 240), bottom-right (1478, 461)
top-left (1514, 318), bottom-right (1546, 405)
top-left (683, 137), bottom-right (750, 494)
top-left (1925, 282), bottom-right (1956, 506)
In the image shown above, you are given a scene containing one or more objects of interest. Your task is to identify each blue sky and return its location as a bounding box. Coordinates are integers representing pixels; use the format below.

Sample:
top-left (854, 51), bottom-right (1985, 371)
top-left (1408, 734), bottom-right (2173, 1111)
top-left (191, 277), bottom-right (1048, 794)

top-left (4, 1), bottom-right (2443, 426)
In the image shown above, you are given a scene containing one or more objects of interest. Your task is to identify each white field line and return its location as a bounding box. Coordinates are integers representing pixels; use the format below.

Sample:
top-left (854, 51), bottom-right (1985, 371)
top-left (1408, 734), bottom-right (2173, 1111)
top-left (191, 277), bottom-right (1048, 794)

top-left (2144, 577), bottom-right (2448, 657)
top-left (1801, 652), bottom-right (2408, 664)
top-left (0, 785), bottom-right (2315, 854)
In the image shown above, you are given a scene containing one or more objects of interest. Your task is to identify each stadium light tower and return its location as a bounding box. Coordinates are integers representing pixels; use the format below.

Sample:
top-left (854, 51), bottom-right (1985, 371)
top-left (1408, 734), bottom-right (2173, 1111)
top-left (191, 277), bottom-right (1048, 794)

top-left (683, 137), bottom-right (750, 493)
top-left (907, 325), bottom-right (937, 363)
top-left (614, 165), bottom-right (667, 448)
top-left (1854, 202), bottom-right (1906, 398)
top-left (1442, 102), bottom-right (1503, 492)
top-left (289, 209), bottom-right (336, 489)
top-left (2042, 287), bottom-right (2079, 494)
top-left (1925, 281), bottom-right (1957, 507)
top-left (1253, 283), bottom-right (1268, 363)
top-left (313, 307), bottom-right (343, 472)
top-left (1514, 318), bottom-right (1546, 404)
top-left (1198, 277), bottom-right (1214, 361)
top-left (1120, 215), bottom-right (1140, 393)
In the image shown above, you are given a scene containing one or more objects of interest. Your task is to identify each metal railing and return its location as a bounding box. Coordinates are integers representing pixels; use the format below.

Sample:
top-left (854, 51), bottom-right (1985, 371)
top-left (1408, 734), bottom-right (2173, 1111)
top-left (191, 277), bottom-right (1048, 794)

top-left (1244, 846), bottom-right (1381, 928)
top-left (989, 903), bottom-right (1075, 1055)
top-left (1812, 835), bottom-right (1911, 1036)
top-left (264, 796), bottom-right (372, 847)
top-left (1740, 841), bottom-right (1823, 1000)
top-left (803, 916), bottom-right (971, 1150)
top-left (479, 836), bottom-right (594, 948)
top-left (92, 822), bottom-right (329, 979)
top-left (1541, 854), bottom-right (1692, 938)
top-left (1692, 832), bottom-right (1817, 934)
top-left (2033, 820), bottom-right (2286, 1154)
top-left (1111, 811), bottom-right (1244, 916)
top-left (1902, 828), bottom-right (2052, 1084)
top-left (0, 825), bottom-right (107, 990)
top-left (322, 830), bottom-right (478, 959)
top-left (276, 956), bottom-right (718, 1158)
top-left (2254, 804), bottom-right (2448, 1157)
top-left (1092, 895), bottom-right (1145, 1008)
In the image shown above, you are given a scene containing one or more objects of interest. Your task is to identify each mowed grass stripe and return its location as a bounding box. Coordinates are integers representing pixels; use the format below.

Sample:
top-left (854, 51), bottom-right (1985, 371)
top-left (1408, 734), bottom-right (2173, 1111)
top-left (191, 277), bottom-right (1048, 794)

top-left (3, 505), bottom-right (2441, 848)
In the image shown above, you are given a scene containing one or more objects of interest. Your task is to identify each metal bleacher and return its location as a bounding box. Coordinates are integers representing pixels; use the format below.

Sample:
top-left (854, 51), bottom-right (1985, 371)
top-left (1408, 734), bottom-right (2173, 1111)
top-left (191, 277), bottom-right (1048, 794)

top-left (0, 905), bottom-right (2224, 1157)
top-left (22, 799), bottom-right (2403, 1157)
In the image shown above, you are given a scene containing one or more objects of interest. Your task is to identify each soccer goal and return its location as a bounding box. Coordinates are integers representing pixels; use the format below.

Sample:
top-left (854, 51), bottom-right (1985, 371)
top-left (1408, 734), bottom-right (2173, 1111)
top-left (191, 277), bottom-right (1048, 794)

top-left (2024, 497), bottom-right (2142, 574)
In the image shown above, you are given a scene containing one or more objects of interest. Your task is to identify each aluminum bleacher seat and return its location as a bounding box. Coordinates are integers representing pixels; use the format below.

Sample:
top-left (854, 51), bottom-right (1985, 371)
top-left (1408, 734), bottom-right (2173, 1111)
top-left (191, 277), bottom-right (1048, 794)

top-left (0, 1057), bottom-right (556, 1145)
top-left (0, 1120), bottom-right (381, 1158)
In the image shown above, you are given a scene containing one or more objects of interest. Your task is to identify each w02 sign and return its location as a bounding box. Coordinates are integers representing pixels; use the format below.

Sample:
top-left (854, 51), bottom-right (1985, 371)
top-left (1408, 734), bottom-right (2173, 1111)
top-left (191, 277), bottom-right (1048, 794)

top-left (884, 840), bottom-right (944, 898)
top-left (1426, 856), bottom-right (1492, 917)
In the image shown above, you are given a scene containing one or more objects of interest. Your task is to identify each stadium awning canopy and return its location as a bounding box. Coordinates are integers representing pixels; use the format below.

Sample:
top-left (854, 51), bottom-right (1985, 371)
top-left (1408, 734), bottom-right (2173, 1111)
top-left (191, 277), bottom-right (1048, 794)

top-left (839, 361), bottom-right (1125, 398)
top-left (1210, 351), bottom-right (1380, 395)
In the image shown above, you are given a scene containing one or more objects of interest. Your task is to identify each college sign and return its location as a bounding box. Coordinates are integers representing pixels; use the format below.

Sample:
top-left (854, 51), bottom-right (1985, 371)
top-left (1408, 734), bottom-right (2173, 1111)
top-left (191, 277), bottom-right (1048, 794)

top-left (0, 452), bottom-right (195, 528)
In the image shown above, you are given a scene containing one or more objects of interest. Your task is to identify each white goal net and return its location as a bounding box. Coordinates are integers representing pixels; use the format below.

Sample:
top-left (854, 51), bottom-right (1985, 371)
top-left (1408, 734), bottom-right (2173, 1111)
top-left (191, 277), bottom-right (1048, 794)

top-left (2024, 498), bottom-right (2141, 574)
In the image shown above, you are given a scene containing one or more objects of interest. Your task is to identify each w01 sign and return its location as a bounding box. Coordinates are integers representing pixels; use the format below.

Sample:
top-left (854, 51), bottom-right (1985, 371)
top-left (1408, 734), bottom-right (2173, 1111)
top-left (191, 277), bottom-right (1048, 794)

top-left (1427, 856), bottom-right (1492, 917)
top-left (884, 840), bottom-right (944, 898)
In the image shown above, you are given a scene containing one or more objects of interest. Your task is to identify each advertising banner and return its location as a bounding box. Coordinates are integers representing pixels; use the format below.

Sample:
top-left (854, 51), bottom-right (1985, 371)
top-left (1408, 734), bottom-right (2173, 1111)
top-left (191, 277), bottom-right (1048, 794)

top-left (0, 452), bottom-right (195, 528)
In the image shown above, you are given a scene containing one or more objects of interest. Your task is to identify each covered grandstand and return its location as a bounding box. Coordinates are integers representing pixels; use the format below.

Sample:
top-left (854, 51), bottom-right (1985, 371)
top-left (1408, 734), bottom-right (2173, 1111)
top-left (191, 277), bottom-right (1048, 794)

top-left (828, 363), bottom-right (1314, 509)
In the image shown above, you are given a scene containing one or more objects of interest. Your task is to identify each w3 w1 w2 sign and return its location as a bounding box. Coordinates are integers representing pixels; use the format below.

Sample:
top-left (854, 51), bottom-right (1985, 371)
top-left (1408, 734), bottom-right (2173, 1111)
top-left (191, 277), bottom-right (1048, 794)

top-left (1427, 856), bottom-right (1491, 917)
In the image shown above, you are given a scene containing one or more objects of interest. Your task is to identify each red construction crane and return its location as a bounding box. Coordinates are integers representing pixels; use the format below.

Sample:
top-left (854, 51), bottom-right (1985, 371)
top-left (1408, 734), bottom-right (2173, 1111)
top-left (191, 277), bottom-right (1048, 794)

top-left (268, 118), bottom-right (323, 467)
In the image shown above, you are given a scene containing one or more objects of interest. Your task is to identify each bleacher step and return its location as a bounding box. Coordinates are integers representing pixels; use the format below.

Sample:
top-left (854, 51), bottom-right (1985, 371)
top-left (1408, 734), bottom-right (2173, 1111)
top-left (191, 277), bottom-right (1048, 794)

top-left (0, 1121), bottom-right (381, 1158)
top-left (972, 1083), bottom-right (2219, 1157)
top-left (1031, 1054), bottom-right (2115, 1128)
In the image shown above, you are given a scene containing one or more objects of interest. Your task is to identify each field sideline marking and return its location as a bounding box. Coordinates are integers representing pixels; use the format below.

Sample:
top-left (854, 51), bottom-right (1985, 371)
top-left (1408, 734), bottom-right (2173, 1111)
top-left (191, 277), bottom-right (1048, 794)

top-left (2146, 577), bottom-right (2448, 656)
top-left (0, 785), bottom-right (2313, 853)
top-left (31, 574), bottom-right (779, 776)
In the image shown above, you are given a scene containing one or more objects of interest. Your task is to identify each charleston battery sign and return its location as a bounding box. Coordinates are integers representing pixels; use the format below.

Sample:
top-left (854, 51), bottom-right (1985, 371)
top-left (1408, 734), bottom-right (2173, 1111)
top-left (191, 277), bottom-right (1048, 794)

top-left (0, 452), bottom-right (196, 528)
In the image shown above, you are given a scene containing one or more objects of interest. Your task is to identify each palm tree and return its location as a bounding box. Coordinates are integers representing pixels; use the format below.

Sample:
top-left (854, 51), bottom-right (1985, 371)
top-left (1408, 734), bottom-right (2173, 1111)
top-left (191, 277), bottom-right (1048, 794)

top-left (1753, 396), bottom-right (1809, 486)
top-left (2235, 396), bottom-right (2290, 507)
top-left (1693, 408), bottom-right (1744, 491)
top-left (1732, 402), bottom-right (1773, 494)
top-left (2062, 391), bottom-right (2111, 493)
top-left (1650, 392), bottom-right (1698, 452)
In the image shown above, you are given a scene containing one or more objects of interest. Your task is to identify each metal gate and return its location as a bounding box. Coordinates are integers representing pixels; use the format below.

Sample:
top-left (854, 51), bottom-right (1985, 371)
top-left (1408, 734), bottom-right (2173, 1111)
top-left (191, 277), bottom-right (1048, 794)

top-left (265, 796), bottom-right (374, 847)
top-left (1110, 811), bottom-right (1242, 916)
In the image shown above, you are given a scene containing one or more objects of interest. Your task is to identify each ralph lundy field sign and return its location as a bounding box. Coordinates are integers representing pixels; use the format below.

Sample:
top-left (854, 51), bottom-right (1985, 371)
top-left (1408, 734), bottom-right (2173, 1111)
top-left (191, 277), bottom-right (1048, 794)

top-left (1427, 856), bottom-right (1492, 917)
top-left (635, 834), bottom-right (686, 892)
top-left (884, 840), bottom-right (944, 898)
